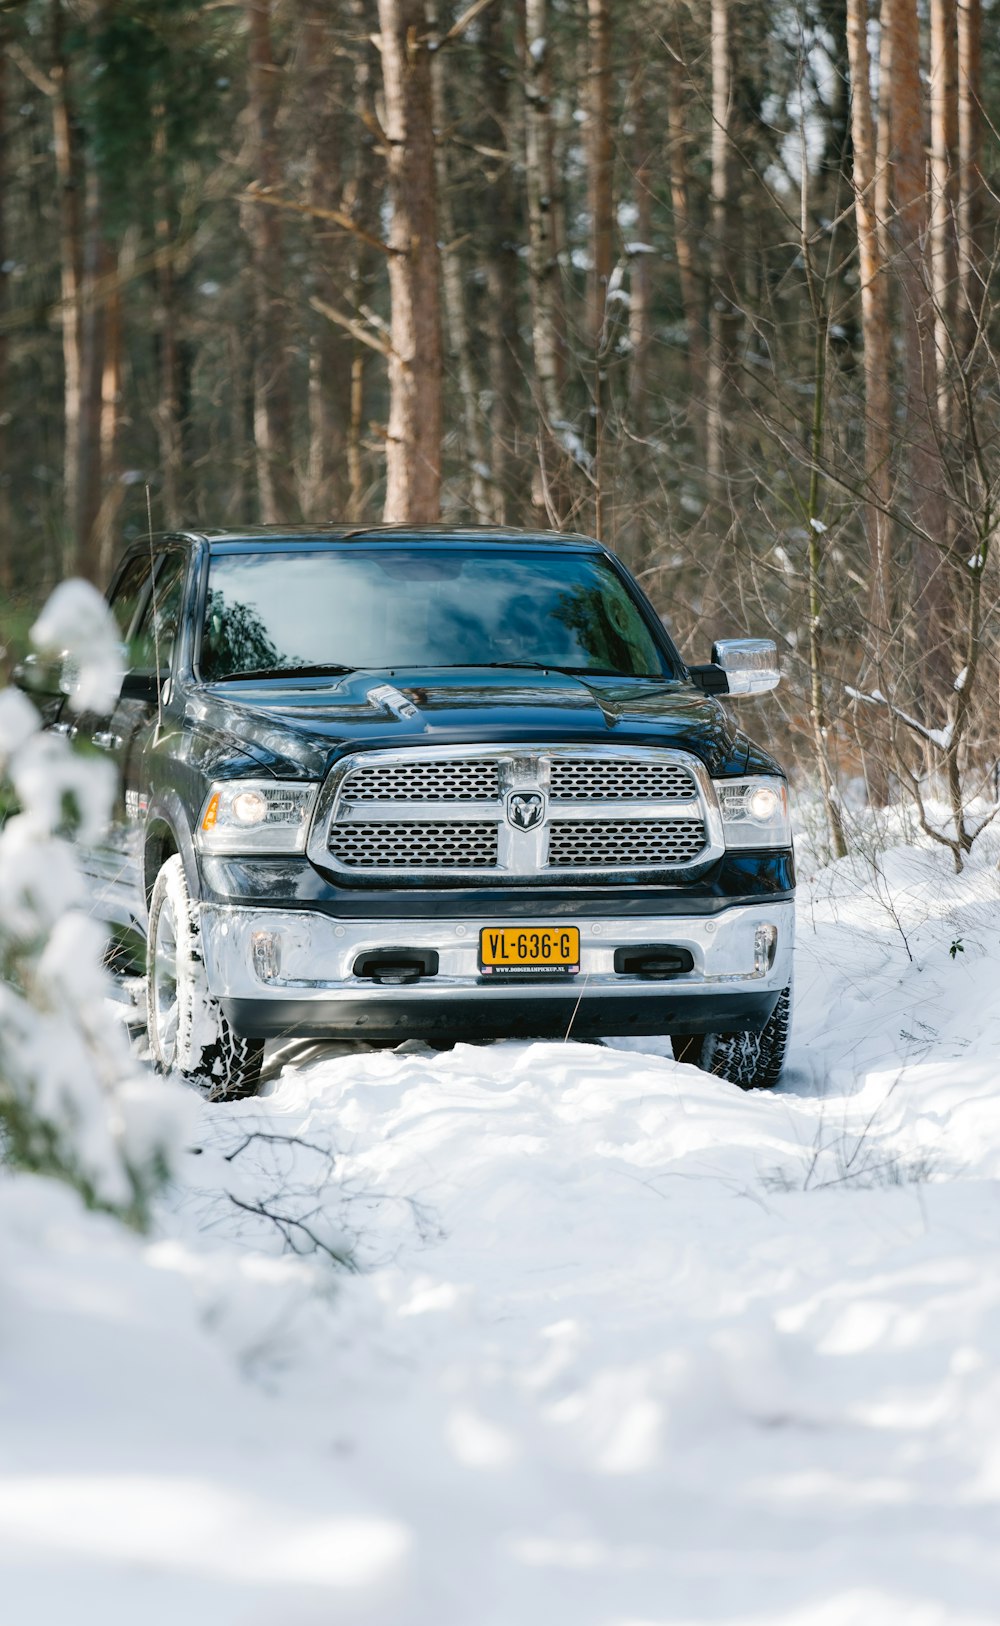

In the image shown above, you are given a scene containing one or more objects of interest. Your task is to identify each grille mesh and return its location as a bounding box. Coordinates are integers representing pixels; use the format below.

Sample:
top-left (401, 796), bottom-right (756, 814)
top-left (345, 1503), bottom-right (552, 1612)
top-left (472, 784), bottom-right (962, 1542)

top-left (340, 759), bottom-right (500, 803)
top-left (549, 757), bottom-right (698, 801)
top-left (547, 818), bottom-right (706, 867)
top-left (329, 820), bottom-right (499, 868)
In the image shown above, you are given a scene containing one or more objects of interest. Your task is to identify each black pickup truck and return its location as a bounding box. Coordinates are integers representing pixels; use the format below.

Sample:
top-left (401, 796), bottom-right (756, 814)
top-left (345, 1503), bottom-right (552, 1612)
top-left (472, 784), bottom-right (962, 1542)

top-left (28, 526), bottom-right (795, 1097)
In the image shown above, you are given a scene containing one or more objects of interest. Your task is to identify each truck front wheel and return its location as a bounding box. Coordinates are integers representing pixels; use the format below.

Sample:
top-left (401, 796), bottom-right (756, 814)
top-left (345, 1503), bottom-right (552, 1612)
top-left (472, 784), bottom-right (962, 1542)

top-left (671, 987), bottom-right (791, 1090)
top-left (146, 854), bottom-right (264, 1100)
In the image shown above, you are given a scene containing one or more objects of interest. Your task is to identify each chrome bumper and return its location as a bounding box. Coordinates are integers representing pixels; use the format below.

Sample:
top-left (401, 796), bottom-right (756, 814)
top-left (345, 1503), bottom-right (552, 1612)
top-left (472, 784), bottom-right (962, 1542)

top-left (199, 901), bottom-right (794, 1004)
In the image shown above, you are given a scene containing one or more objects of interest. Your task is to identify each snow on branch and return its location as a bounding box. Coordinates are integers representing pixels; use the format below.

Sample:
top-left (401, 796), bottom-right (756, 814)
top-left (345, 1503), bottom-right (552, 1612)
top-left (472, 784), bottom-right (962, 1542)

top-left (1, 581), bottom-right (195, 1226)
top-left (845, 685), bottom-right (954, 752)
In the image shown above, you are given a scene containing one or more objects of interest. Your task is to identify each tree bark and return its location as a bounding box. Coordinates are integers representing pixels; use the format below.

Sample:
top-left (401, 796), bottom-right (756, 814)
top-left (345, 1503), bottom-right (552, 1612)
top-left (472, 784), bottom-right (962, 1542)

top-left (75, 161), bottom-right (107, 584)
top-left (587, 0), bottom-right (613, 352)
top-left (429, 2), bottom-right (491, 521)
top-left (956, 0), bottom-right (983, 367)
top-left (705, 0), bottom-right (738, 502)
top-left (889, 0), bottom-right (951, 706)
top-left (847, 0), bottom-right (893, 749)
top-left (929, 0), bottom-right (958, 438)
top-left (300, 3), bottom-right (347, 519)
top-left (51, 0), bottom-right (83, 571)
top-left (377, 0), bottom-right (442, 523)
top-left (243, 0), bottom-right (296, 522)
top-left (664, 33), bottom-right (706, 447)
top-left (480, 1), bottom-right (519, 520)
top-left (523, 0), bottom-right (573, 521)
top-left (0, 32), bottom-right (11, 595)
top-left (627, 55), bottom-right (653, 438)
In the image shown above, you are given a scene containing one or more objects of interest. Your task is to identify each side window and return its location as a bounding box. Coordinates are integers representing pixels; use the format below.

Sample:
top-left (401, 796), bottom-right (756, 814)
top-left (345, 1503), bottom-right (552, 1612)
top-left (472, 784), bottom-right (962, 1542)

top-left (107, 555), bottom-right (153, 644)
top-left (128, 553), bottom-right (188, 675)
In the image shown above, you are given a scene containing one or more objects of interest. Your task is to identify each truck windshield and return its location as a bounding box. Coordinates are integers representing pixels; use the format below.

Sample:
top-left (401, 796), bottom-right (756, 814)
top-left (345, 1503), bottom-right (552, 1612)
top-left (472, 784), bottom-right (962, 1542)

top-left (200, 546), bottom-right (674, 681)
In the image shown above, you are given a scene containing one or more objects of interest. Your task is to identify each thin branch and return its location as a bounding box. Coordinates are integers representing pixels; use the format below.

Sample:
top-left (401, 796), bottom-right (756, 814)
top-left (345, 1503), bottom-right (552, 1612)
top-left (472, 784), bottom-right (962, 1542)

top-left (237, 187), bottom-right (395, 257)
top-left (433, 0), bottom-right (497, 49)
top-left (310, 296), bottom-right (394, 359)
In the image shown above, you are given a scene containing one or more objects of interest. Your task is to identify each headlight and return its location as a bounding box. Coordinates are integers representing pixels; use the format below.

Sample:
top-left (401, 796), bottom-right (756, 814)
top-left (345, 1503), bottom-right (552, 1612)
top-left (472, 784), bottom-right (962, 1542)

top-left (715, 776), bottom-right (791, 849)
top-left (197, 780), bottom-right (318, 853)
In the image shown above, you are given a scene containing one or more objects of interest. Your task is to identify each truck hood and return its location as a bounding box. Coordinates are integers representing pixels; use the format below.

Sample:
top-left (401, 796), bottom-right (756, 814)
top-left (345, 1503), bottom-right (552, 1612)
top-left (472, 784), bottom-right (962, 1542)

top-left (189, 667), bottom-right (771, 779)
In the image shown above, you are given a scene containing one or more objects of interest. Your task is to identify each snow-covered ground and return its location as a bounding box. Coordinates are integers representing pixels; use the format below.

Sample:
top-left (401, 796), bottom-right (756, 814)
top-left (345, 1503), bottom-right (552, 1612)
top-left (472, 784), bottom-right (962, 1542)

top-left (4, 836), bottom-right (1000, 1625)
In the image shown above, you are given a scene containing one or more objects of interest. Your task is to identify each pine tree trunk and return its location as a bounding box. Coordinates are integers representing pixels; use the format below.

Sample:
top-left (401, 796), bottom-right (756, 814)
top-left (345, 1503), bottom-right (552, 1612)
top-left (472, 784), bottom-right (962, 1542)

top-left (75, 162), bottom-right (107, 584)
top-left (300, 3), bottom-right (347, 519)
top-left (51, 0), bottom-right (83, 571)
top-left (956, 0), bottom-right (983, 366)
top-left (243, 0), bottom-right (296, 522)
top-left (377, 0), bottom-right (442, 523)
top-left (889, 0), bottom-right (951, 709)
top-left (587, 0), bottom-right (613, 351)
top-left (429, 3), bottom-right (491, 521)
top-left (929, 0), bottom-right (958, 439)
top-left (846, 0), bottom-right (893, 669)
top-left (344, 0), bottom-right (379, 522)
top-left (0, 34), bottom-right (11, 595)
top-left (523, 0), bottom-right (571, 521)
top-left (664, 34), bottom-right (706, 447)
top-left (705, 0), bottom-right (738, 502)
top-left (627, 55), bottom-right (653, 439)
top-left (480, 2), bottom-right (519, 521)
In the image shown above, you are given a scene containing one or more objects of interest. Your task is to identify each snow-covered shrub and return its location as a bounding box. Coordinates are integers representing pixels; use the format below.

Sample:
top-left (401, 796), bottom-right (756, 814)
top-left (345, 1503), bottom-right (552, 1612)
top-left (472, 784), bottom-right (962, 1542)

top-left (0, 580), bottom-right (194, 1227)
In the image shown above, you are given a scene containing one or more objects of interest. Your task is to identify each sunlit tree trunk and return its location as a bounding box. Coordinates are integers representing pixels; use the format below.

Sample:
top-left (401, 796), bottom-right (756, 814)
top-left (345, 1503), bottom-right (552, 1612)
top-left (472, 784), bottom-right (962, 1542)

top-left (343, 0), bottom-right (378, 522)
top-left (889, 0), bottom-right (951, 706)
top-left (846, 0), bottom-right (893, 673)
top-left (243, 0), bottom-right (296, 522)
top-left (377, 0), bottom-right (442, 523)
top-left (929, 0), bottom-right (958, 439)
top-left (523, 2), bottom-right (562, 444)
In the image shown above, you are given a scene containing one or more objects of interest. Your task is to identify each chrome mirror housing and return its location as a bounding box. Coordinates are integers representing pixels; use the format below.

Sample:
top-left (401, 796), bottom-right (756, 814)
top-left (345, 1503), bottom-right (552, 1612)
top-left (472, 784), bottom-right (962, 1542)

top-left (711, 638), bottom-right (780, 696)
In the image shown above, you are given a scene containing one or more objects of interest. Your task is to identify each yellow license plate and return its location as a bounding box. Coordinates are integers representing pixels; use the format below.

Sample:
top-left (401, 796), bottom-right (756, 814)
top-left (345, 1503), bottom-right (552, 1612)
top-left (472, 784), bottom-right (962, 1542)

top-left (479, 926), bottom-right (580, 977)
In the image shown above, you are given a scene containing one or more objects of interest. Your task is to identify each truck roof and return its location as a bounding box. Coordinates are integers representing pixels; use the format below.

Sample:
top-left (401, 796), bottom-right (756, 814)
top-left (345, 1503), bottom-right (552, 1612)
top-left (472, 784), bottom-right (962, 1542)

top-left (190, 524), bottom-right (606, 551)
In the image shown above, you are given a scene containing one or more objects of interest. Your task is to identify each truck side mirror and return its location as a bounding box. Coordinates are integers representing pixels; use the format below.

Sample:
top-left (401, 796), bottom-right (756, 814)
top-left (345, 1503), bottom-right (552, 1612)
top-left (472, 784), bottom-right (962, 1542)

top-left (689, 638), bottom-right (780, 697)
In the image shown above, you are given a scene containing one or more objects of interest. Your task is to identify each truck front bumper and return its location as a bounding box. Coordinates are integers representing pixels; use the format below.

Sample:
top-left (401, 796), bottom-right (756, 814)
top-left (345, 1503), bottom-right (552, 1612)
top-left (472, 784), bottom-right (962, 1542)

top-left (201, 899), bottom-right (794, 1044)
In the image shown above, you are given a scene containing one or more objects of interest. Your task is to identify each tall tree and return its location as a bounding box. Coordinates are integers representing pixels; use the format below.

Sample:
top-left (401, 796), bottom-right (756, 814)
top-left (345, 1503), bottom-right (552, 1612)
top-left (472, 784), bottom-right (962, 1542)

top-left (889, 0), bottom-right (950, 702)
top-left (243, 0), bottom-right (296, 522)
top-left (705, 0), bottom-right (739, 501)
top-left (847, 0), bottom-right (893, 662)
top-left (377, 0), bottom-right (442, 522)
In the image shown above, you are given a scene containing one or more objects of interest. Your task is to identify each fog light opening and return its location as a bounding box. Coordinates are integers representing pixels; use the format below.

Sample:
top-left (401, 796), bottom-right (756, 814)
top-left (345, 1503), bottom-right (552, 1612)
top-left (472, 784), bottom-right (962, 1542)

top-left (754, 923), bottom-right (778, 976)
top-left (251, 929), bottom-right (282, 983)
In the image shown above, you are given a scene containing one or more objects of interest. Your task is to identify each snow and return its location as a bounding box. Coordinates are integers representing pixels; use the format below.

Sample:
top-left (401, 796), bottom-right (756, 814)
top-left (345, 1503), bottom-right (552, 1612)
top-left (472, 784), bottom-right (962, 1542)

top-left (5, 833), bottom-right (1000, 1622)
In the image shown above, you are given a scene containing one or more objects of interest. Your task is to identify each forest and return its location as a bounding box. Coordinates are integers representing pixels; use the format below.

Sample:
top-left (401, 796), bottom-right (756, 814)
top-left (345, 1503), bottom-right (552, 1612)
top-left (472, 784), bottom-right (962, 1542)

top-left (0, 0), bottom-right (996, 861)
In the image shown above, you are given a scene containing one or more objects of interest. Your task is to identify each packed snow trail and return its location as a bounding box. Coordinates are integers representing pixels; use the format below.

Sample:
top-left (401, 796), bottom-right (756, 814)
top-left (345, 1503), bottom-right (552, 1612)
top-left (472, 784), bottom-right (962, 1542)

top-left (4, 839), bottom-right (1000, 1624)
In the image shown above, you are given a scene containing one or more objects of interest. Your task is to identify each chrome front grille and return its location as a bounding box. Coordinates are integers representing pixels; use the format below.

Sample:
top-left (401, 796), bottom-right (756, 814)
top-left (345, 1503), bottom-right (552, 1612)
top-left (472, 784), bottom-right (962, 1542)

top-left (549, 757), bottom-right (697, 801)
top-left (330, 820), bottom-right (499, 868)
top-left (341, 759), bottom-right (500, 802)
top-left (548, 818), bottom-right (707, 867)
top-left (311, 745), bottom-right (722, 883)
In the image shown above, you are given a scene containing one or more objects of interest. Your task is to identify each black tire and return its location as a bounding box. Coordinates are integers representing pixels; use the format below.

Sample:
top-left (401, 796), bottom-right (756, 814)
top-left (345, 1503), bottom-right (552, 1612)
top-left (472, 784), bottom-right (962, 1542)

top-left (146, 854), bottom-right (264, 1100)
top-left (670, 987), bottom-right (791, 1090)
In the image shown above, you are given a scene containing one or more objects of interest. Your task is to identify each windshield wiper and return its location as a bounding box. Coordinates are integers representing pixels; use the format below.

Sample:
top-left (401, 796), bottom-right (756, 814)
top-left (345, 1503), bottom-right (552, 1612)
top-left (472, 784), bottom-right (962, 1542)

top-left (431, 661), bottom-right (659, 678)
top-left (209, 663), bottom-right (355, 682)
